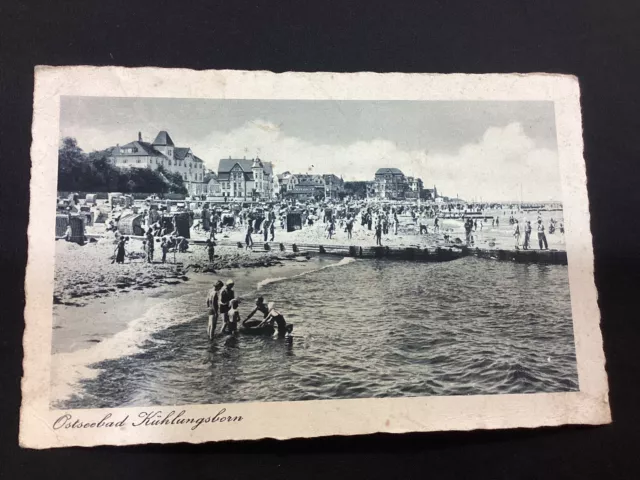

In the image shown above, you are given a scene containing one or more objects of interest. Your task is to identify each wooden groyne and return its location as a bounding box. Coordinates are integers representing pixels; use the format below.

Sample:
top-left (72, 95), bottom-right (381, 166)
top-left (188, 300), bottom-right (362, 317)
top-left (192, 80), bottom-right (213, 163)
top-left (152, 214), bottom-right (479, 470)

top-left (83, 234), bottom-right (568, 266)
top-left (214, 240), bottom-right (568, 266)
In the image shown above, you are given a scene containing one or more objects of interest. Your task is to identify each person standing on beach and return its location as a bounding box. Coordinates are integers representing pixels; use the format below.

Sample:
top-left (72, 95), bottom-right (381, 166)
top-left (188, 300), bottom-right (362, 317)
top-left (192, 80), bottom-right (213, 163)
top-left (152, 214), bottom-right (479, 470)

top-left (393, 211), bottom-right (399, 235)
top-left (419, 213), bottom-right (427, 234)
top-left (263, 219), bottom-right (270, 242)
top-left (523, 220), bottom-right (532, 249)
top-left (434, 216), bottom-right (440, 233)
top-left (219, 279), bottom-right (235, 333)
top-left (375, 222), bottom-right (383, 246)
top-left (464, 218), bottom-right (474, 246)
top-left (327, 219), bottom-right (335, 239)
top-left (161, 237), bottom-right (169, 263)
top-left (114, 237), bottom-right (127, 264)
top-left (245, 222), bottom-right (254, 250)
top-left (513, 220), bottom-right (521, 248)
top-left (202, 205), bottom-right (210, 232)
top-left (269, 220), bottom-right (275, 241)
top-left (146, 228), bottom-right (155, 263)
top-left (496, 217), bottom-right (500, 227)
top-left (210, 212), bottom-right (218, 240)
top-left (205, 237), bottom-right (216, 263)
top-left (206, 280), bottom-right (224, 339)
top-left (537, 219), bottom-right (549, 250)
top-left (346, 215), bottom-right (353, 240)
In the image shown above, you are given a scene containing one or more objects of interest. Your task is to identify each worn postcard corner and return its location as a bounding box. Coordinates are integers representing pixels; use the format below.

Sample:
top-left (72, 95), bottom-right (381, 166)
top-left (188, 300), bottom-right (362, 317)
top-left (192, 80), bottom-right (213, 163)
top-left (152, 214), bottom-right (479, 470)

top-left (20, 67), bottom-right (609, 449)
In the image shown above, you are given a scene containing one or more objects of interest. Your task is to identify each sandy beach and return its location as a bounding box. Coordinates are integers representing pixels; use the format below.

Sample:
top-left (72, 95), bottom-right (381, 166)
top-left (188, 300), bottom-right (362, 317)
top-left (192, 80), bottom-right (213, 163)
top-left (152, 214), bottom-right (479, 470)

top-left (53, 234), bottom-right (309, 305)
top-left (218, 209), bottom-right (566, 251)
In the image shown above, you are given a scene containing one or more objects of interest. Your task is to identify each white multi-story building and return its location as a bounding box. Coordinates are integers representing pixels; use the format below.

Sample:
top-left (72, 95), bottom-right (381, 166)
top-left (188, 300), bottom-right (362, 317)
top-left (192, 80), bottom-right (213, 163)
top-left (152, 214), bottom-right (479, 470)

top-left (217, 157), bottom-right (274, 200)
top-left (108, 130), bottom-right (207, 195)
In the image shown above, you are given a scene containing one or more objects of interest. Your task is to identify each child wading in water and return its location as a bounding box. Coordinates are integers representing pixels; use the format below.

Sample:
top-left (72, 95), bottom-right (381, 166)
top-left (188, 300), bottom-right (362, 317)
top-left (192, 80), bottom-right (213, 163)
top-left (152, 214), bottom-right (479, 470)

top-left (227, 299), bottom-right (241, 335)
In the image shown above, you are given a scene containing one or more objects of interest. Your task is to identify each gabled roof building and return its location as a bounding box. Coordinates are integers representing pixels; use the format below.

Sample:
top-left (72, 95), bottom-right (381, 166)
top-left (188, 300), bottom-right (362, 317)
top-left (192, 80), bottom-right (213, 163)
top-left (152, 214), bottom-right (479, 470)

top-left (108, 130), bottom-right (207, 196)
top-left (216, 156), bottom-right (274, 200)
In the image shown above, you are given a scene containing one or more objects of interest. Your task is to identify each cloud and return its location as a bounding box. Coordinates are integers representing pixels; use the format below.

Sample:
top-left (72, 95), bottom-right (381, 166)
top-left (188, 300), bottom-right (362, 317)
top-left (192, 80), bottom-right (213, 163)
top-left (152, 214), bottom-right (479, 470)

top-left (62, 119), bottom-right (561, 202)
top-left (192, 119), bottom-right (561, 202)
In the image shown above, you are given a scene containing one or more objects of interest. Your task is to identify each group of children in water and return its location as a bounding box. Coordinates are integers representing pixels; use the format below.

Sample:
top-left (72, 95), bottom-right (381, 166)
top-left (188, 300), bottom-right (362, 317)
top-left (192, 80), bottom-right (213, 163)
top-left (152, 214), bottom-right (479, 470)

top-left (206, 279), bottom-right (292, 339)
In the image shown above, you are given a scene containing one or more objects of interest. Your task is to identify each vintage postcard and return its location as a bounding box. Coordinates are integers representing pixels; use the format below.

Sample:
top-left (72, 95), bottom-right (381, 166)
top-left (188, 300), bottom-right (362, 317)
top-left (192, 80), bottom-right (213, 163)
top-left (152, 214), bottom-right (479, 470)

top-left (21, 67), bottom-right (610, 448)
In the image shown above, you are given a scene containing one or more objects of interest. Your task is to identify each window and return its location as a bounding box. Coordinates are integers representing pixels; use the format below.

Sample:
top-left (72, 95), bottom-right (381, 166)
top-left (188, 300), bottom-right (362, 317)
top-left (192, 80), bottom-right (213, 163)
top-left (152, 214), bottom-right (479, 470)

top-left (137, 159), bottom-right (140, 164)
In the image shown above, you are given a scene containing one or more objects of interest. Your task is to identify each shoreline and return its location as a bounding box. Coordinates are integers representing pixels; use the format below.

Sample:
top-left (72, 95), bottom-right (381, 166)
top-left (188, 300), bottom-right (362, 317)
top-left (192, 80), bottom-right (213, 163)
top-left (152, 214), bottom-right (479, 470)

top-left (50, 255), bottom-right (345, 405)
top-left (53, 237), bottom-right (311, 306)
top-left (51, 256), bottom-right (338, 355)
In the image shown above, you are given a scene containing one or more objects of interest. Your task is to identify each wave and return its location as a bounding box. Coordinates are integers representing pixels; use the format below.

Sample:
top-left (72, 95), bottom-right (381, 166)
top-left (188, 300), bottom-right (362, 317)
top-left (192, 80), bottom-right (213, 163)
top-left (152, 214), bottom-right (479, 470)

top-left (51, 291), bottom-right (205, 406)
top-left (257, 257), bottom-right (356, 290)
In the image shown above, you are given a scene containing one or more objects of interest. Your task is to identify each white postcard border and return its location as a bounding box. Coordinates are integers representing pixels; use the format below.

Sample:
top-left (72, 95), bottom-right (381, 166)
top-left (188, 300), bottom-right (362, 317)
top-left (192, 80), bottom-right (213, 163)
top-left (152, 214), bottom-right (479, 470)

top-left (20, 67), bottom-right (610, 448)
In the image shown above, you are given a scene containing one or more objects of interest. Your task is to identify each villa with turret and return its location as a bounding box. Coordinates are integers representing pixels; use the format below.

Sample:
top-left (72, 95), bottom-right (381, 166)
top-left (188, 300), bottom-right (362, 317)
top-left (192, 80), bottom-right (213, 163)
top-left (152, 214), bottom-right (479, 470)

top-left (108, 130), bottom-right (207, 195)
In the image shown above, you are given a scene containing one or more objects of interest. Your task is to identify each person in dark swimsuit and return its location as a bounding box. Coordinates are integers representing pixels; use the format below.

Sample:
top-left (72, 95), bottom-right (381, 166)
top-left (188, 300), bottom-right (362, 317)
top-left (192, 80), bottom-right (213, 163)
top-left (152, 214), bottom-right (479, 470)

top-left (259, 302), bottom-right (293, 337)
top-left (219, 279), bottom-right (235, 333)
top-left (206, 280), bottom-right (224, 339)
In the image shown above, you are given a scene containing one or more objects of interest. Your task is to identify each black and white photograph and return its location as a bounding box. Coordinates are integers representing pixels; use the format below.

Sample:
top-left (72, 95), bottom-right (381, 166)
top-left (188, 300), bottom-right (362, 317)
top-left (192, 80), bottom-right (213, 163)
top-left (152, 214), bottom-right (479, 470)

top-left (20, 68), bottom-right (609, 448)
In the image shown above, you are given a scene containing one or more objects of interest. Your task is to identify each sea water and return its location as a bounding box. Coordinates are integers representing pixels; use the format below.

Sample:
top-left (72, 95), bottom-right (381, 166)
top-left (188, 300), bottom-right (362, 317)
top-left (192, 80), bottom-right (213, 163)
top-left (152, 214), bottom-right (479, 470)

top-left (55, 257), bottom-right (578, 409)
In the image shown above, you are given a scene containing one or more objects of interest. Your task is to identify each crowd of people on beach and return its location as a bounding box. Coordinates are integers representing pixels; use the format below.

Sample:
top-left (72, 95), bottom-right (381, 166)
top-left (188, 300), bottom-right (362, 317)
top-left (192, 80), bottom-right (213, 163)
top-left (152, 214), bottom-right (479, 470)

top-left (205, 279), bottom-right (292, 339)
top-left (510, 214), bottom-right (563, 250)
top-left (98, 195), bottom-right (567, 265)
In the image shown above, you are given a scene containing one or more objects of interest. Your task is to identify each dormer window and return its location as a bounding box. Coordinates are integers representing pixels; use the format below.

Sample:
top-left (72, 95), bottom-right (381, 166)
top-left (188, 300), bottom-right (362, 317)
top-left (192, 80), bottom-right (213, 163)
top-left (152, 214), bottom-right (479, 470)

top-left (168, 149), bottom-right (173, 156)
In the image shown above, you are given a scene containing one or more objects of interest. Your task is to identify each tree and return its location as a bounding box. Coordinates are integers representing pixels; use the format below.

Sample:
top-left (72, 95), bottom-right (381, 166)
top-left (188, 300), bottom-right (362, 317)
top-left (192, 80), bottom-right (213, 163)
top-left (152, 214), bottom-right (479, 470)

top-left (164, 170), bottom-right (188, 195)
top-left (58, 137), bottom-right (87, 191)
top-left (58, 139), bottom-right (181, 194)
top-left (344, 181), bottom-right (369, 199)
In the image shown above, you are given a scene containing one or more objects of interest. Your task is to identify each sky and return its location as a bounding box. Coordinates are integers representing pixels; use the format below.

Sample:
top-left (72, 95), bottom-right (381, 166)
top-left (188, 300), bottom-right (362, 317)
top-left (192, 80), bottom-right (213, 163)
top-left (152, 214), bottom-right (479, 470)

top-left (59, 97), bottom-right (562, 202)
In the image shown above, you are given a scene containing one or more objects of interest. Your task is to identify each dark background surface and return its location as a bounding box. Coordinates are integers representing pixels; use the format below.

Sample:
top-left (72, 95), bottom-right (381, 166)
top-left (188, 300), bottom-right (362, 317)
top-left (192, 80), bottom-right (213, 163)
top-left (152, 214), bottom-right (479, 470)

top-left (1, 0), bottom-right (639, 478)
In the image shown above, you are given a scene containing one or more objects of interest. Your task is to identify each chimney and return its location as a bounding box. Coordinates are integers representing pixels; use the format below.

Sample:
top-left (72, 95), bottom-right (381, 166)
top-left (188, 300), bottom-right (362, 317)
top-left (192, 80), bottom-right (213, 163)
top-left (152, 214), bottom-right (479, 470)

top-left (138, 132), bottom-right (142, 142)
